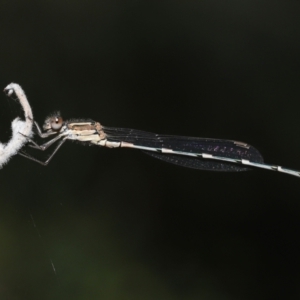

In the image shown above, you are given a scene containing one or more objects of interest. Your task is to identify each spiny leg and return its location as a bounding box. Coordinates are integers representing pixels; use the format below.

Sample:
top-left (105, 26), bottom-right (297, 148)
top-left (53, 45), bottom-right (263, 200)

top-left (34, 121), bottom-right (56, 138)
top-left (19, 132), bottom-right (63, 151)
top-left (18, 151), bottom-right (49, 166)
top-left (18, 138), bottom-right (67, 166)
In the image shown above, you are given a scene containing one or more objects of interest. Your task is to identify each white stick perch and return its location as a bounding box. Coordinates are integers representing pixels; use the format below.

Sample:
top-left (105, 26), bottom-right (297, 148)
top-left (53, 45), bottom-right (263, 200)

top-left (0, 83), bottom-right (33, 167)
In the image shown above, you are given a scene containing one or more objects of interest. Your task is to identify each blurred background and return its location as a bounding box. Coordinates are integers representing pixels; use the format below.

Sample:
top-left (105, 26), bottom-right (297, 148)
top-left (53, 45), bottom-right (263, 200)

top-left (0, 1), bottom-right (300, 299)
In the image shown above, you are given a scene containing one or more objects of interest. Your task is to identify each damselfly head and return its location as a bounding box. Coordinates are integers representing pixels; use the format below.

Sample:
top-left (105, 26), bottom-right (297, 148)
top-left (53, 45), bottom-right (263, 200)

top-left (43, 112), bottom-right (63, 131)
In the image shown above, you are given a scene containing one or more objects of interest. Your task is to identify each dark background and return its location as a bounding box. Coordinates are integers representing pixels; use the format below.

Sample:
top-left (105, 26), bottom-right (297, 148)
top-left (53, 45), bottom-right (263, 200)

top-left (0, 1), bottom-right (300, 299)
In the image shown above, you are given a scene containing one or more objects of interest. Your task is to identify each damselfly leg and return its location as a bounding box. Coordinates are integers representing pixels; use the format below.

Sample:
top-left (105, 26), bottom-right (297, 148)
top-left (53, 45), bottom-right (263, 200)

top-left (19, 138), bottom-right (67, 166)
top-left (19, 117), bottom-right (68, 165)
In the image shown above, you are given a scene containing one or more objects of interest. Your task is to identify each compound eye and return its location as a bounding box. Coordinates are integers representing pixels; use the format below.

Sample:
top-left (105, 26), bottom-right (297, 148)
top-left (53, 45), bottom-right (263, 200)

top-left (50, 116), bottom-right (63, 131)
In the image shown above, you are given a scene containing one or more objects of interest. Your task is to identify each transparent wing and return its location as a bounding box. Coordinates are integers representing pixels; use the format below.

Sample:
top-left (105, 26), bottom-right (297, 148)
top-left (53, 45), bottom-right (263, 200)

top-left (103, 127), bottom-right (263, 172)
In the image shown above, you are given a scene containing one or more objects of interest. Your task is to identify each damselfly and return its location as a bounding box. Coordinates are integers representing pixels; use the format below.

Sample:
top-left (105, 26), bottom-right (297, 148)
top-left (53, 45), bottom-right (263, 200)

top-left (19, 112), bottom-right (300, 178)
